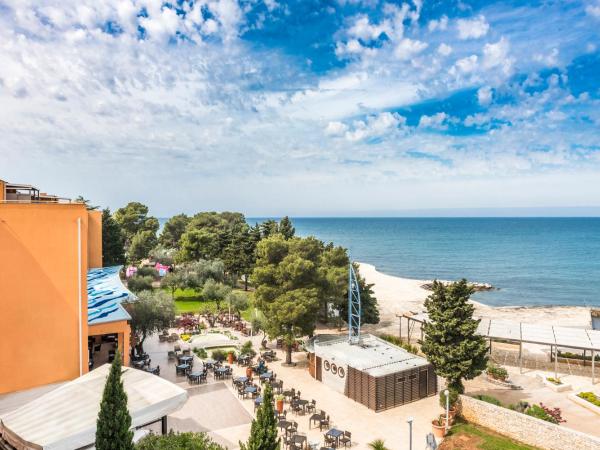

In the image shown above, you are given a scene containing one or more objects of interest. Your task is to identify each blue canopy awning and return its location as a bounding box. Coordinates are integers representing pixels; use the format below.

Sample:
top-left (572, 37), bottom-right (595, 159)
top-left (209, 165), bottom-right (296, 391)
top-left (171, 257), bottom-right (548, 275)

top-left (87, 266), bottom-right (136, 325)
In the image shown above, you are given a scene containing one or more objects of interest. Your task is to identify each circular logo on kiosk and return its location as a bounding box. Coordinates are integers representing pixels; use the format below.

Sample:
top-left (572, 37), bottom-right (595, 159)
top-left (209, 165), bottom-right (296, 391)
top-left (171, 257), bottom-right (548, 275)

top-left (338, 367), bottom-right (345, 378)
top-left (331, 364), bottom-right (338, 375)
top-left (324, 360), bottom-right (330, 371)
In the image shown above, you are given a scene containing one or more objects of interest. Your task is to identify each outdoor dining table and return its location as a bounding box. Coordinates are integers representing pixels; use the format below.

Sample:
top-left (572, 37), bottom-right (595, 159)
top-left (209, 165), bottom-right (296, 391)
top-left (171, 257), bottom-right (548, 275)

top-left (292, 434), bottom-right (307, 448)
top-left (132, 360), bottom-right (145, 368)
top-left (176, 363), bottom-right (190, 375)
top-left (254, 396), bottom-right (263, 406)
top-left (188, 371), bottom-right (203, 383)
top-left (309, 412), bottom-right (324, 428)
top-left (244, 385), bottom-right (258, 398)
top-left (282, 389), bottom-right (295, 401)
top-left (259, 371), bottom-right (273, 381)
top-left (179, 355), bottom-right (193, 363)
top-left (204, 358), bottom-right (216, 366)
top-left (235, 376), bottom-right (248, 384)
top-left (277, 419), bottom-right (291, 431)
top-left (325, 429), bottom-right (344, 447)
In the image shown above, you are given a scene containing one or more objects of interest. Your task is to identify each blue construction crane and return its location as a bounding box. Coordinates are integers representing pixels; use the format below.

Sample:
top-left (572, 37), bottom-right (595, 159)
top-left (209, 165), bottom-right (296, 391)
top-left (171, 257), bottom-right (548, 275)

top-left (348, 263), bottom-right (361, 344)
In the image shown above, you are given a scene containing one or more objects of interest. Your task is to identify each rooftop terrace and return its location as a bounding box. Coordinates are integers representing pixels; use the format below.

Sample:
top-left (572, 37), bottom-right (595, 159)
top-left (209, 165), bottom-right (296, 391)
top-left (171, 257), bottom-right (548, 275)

top-left (312, 333), bottom-right (430, 377)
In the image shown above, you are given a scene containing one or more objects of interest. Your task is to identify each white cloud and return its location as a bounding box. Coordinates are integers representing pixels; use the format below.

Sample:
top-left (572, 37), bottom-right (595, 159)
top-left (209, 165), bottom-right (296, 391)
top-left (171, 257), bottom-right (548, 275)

top-left (393, 38), bottom-right (428, 60)
top-left (437, 43), bottom-right (452, 56)
top-left (418, 112), bottom-right (450, 130)
top-left (428, 15), bottom-right (448, 32)
top-left (456, 15), bottom-right (489, 40)
top-left (325, 121), bottom-right (348, 136)
top-left (482, 37), bottom-right (513, 75)
top-left (333, 112), bottom-right (406, 141)
top-left (347, 15), bottom-right (390, 40)
top-left (533, 48), bottom-right (559, 66)
top-left (452, 54), bottom-right (479, 74)
top-left (586, 3), bottom-right (600, 19)
top-left (477, 86), bottom-right (493, 106)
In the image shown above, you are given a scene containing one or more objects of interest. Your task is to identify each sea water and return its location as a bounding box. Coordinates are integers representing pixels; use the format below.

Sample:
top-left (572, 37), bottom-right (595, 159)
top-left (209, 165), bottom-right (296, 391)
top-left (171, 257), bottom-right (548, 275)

top-left (248, 218), bottom-right (600, 308)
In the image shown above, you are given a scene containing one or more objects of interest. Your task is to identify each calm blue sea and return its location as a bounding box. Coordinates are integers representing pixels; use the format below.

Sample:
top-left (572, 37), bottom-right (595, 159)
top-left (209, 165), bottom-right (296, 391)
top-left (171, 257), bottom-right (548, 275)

top-left (247, 217), bottom-right (600, 308)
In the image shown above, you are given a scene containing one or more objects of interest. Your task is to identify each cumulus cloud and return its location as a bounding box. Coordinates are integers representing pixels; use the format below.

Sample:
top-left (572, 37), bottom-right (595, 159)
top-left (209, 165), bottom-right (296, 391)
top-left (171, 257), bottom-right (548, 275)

top-left (327, 112), bottom-right (406, 141)
top-left (586, 2), bottom-right (600, 18)
top-left (533, 48), bottom-right (559, 66)
top-left (457, 15), bottom-right (489, 39)
top-left (428, 15), bottom-right (448, 32)
top-left (477, 86), bottom-right (493, 105)
top-left (393, 38), bottom-right (428, 60)
top-left (437, 43), bottom-right (453, 56)
top-left (482, 37), bottom-right (513, 74)
top-left (418, 112), bottom-right (451, 130)
top-left (451, 54), bottom-right (479, 74)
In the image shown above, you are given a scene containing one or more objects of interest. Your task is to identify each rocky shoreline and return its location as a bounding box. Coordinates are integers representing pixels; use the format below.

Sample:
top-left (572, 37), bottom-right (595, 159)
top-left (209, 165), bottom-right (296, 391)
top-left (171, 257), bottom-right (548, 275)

top-left (420, 280), bottom-right (496, 292)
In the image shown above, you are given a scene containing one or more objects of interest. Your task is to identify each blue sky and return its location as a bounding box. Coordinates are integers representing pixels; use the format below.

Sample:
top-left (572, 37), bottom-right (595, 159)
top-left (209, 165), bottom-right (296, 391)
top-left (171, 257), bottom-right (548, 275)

top-left (1, 0), bottom-right (599, 216)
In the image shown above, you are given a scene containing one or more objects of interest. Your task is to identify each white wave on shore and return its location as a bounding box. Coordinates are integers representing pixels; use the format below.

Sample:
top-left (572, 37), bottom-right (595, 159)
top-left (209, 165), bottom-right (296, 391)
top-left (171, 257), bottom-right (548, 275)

top-left (358, 262), bottom-right (593, 333)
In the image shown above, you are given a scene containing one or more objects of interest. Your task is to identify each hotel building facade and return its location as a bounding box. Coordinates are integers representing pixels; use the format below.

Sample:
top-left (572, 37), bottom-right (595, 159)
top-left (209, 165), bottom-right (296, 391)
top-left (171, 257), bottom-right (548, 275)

top-left (0, 180), bottom-right (132, 394)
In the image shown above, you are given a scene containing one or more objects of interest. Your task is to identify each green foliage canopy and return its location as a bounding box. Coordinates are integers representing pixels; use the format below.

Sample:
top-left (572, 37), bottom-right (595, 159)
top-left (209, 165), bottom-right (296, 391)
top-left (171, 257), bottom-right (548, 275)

top-left (102, 208), bottom-right (126, 266)
top-left (240, 383), bottom-right (280, 450)
top-left (126, 290), bottom-right (175, 354)
top-left (135, 432), bottom-right (225, 450)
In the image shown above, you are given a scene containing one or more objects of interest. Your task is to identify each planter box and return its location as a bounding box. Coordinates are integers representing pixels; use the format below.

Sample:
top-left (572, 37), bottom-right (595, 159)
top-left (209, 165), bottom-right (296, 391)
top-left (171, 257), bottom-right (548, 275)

top-left (569, 393), bottom-right (600, 416)
top-left (536, 374), bottom-right (572, 392)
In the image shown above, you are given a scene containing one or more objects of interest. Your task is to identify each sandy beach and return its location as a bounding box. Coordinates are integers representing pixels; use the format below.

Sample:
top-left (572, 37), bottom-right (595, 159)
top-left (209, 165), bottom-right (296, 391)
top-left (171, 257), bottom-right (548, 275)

top-left (358, 262), bottom-right (594, 334)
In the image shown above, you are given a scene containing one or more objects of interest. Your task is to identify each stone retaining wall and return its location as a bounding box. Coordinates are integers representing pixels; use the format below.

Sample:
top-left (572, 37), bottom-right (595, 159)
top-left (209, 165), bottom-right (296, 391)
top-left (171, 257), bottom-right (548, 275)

top-left (459, 395), bottom-right (600, 450)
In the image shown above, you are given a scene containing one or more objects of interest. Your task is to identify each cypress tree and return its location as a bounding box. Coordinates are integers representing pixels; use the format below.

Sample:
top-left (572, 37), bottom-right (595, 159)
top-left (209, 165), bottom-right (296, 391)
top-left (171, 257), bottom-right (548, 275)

top-left (240, 383), bottom-right (280, 450)
top-left (102, 208), bottom-right (126, 266)
top-left (420, 279), bottom-right (488, 393)
top-left (95, 351), bottom-right (134, 450)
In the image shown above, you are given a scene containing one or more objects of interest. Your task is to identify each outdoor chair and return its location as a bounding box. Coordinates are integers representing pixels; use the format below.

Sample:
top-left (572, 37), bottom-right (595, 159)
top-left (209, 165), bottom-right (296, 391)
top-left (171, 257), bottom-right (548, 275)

top-left (306, 400), bottom-right (316, 413)
top-left (319, 416), bottom-right (330, 431)
top-left (168, 351), bottom-right (176, 360)
top-left (323, 434), bottom-right (336, 448)
top-left (339, 431), bottom-right (351, 448)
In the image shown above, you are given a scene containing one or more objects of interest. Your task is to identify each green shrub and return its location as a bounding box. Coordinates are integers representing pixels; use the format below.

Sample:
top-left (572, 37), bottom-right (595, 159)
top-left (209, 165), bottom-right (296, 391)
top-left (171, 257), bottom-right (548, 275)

top-left (379, 334), bottom-right (419, 354)
top-left (473, 394), bottom-right (503, 406)
top-left (440, 388), bottom-right (460, 409)
top-left (486, 362), bottom-right (508, 381)
top-left (524, 404), bottom-right (558, 424)
top-left (136, 431), bottom-right (224, 449)
top-left (137, 266), bottom-right (160, 279)
top-left (546, 377), bottom-right (562, 385)
top-left (127, 276), bottom-right (154, 293)
top-left (240, 340), bottom-right (256, 358)
top-left (211, 349), bottom-right (227, 362)
top-left (558, 351), bottom-right (600, 362)
top-left (193, 347), bottom-right (207, 359)
top-left (508, 401), bottom-right (529, 413)
top-left (578, 392), bottom-right (600, 407)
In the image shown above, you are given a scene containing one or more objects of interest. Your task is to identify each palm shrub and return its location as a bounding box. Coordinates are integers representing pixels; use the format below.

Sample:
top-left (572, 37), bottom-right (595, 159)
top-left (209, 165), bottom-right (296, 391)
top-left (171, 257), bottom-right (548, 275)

top-left (96, 351), bottom-right (134, 450)
top-left (136, 431), bottom-right (224, 449)
top-left (421, 280), bottom-right (488, 393)
top-left (240, 383), bottom-right (280, 450)
top-left (368, 439), bottom-right (389, 450)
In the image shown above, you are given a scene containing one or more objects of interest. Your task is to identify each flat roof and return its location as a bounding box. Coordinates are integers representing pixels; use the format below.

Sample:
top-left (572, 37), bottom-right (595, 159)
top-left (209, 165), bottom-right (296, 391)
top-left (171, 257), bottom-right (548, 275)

top-left (313, 334), bottom-right (430, 377)
top-left (88, 266), bottom-right (136, 325)
top-left (405, 312), bottom-right (600, 352)
top-left (0, 364), bottom-right (187, 450)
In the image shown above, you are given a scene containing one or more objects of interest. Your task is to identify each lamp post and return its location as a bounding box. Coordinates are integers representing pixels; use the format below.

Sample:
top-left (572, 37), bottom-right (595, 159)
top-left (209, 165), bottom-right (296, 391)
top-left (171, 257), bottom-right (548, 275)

top-left (407, 416), bottom-right (414, 450)
top-left (444, 389), bottom-right (450, 433)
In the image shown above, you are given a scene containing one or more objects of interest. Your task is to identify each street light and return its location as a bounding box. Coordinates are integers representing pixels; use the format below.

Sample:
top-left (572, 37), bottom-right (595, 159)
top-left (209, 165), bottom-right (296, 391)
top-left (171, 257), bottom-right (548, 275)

top-left (407, 416), bottom-right (414, 450)
top-left (444, 389), bottom-right (450, 433)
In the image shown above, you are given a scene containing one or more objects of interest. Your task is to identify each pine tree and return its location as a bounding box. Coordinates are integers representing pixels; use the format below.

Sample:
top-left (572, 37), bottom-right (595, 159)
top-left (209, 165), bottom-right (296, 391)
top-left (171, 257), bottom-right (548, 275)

top-left (240, 383), bottom-right (280, 450)
top-left (420, 279), bottom-right (488, 393)
top-left (278, 216), bottom-right (295, 240)
top-left (95, 351), bottom-right (134, 450)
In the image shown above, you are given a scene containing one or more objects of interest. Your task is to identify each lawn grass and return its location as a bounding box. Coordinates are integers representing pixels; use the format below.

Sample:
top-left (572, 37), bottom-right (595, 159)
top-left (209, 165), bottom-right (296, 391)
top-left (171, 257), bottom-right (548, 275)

top-left (443, 422), bottom-right (540, 450)
top-left (165, 287), bottom-right (255, 317)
